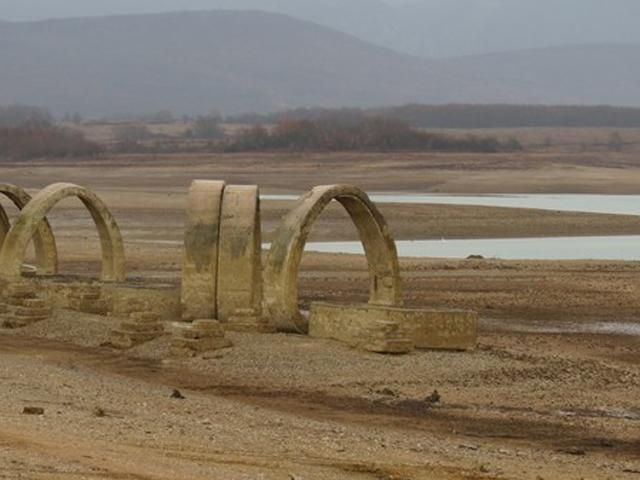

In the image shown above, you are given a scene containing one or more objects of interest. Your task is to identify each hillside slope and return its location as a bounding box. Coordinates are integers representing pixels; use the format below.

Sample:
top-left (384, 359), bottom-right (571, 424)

top-left (0, 10), bottom-right (508, 116)
top-left (0, 11), bottom-right (639, 116)
top-left (3, 0), bottom-right (640, 58)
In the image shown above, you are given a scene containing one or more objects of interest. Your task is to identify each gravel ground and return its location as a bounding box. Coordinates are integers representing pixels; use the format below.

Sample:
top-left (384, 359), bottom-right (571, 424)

top-left (0, 308), bottom-right (638, 479)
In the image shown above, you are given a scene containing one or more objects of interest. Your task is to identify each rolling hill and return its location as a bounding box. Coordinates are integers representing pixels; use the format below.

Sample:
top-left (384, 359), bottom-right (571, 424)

top-left (3, 0), bottom-right (640, 58)
top-left (0, 11), bottom-right (638, 116)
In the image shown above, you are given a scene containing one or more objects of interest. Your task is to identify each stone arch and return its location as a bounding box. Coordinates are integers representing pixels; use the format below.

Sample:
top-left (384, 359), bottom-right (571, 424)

top-left (0, 183), bottom-right (125, 282)
top-left (0, 184), bottom-right (58, 275)
top-left (0, 206), bottom-right (9, 247)
top-left (264, 185), bottom-right (402, 333)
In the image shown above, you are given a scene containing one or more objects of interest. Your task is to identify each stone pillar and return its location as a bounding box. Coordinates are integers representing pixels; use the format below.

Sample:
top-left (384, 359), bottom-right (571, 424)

top-left (217, 185), bottom-right (272, 332)
top-left (181, 180), bottom-right (225, 321)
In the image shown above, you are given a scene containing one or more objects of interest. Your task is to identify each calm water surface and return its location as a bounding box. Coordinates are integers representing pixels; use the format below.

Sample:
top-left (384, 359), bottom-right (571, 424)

top-left (304, 236), bottom-right (640, 260)
top-left (263, 193), bottom-right (640, 216)
top-left (263, 194), bottom-right (640, 260)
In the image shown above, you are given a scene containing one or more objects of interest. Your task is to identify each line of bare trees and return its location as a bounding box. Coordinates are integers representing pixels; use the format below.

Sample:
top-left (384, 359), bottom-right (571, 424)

top-left (0, 105), bottom-right (101, 159)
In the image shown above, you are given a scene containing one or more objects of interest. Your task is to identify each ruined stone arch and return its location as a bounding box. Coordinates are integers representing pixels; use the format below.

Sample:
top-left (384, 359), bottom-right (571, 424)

top-left (264, 185), bottom-right (402, 333)
top-left (0, 183), bottom-right (126, 282)
top-left (0, 184), bottom-right (58, 275)
top-left (216, 184), bottom-right (263, 322)
top-left (181, 180), bottom-right (226, 320)
top-left (0, 204), bottom-right (9, 248)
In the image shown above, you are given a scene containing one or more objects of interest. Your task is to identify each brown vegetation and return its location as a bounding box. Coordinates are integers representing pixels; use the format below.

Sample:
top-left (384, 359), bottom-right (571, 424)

top-left (0, 126), bottom-right (102, 159)
top-left (233, 104), bottom-right (640, 129)
top-left (226, 116), bottom-right (521, 153)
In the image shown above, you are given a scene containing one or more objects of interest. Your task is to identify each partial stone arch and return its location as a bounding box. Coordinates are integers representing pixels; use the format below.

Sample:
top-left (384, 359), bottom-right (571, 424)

top-left (0, 184), bottom-right (58, 275)
top-left (217, 184), bottom-right (263, 323)
top-left (0, 183), bottom-right (125, 282)
top-left (181, 180), bottom-right (225, 320)
top-left (0, 206), bottom-right (9, 247)
top-left (264, 185), bottom-right (402, 333)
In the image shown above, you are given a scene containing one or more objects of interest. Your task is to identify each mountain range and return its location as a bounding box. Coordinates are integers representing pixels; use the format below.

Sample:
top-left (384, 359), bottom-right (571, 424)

top-left (0, 10), bottom-right (638, 116)
top-left (3, 0), bottom-right (640, 58)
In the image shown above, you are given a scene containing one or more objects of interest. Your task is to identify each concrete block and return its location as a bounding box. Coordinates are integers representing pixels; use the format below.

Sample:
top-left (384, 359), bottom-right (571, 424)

top-left (309, 302), bottom-right (477, 352)
top-left (308, 304), bottom-right (414, 354)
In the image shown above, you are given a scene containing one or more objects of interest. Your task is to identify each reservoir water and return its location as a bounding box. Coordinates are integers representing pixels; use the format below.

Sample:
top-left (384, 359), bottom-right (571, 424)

top-left (304, 236), bottom-right (640, 260)
top-left (263, 193), bottom-right (640, 216)
top-left (263, 194), bottom-right (640, 260)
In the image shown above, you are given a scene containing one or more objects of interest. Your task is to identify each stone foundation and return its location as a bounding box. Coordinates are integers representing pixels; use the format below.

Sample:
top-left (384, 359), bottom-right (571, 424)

top-left (225, 308), bottom-right (275, 333)
top-left (0, 282), bottom-right (51, 328)
top-left (169, 319), bottom-right (232, 357)
top-left (308, 303), bottom-right (414, 354)
top-left (68, 283), bottom-right (109, 315)
top-left (111, 311), bottom-right (164, 349)
top-left (42, 279), bottom-right (180, 320)
top-left (309, 302), bottom-right (477, 353)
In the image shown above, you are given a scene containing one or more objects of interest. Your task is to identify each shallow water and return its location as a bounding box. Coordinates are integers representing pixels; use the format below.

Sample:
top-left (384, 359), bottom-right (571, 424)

top-left (304, 236), bottom-right (640, 260)
top-left (482, 318), bottom-right (640, 337)
top-left (263, 193), bottom-right (640, 216)
top-left (132, 195), bottom-right (640, 260)
top-left (263, 193), bottom-right (640, 260)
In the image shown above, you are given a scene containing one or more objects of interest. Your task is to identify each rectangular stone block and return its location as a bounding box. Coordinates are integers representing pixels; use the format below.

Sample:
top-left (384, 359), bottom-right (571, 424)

top-left (225, 316), bottom-right (276, 333)
top-left (7, 297), bottom-right (30, 307)
top-left (168, 320), bottom-right (225, 338)
top-left (13, 307), bottom-right (50, 318)
top-left (69, 297), bottom-right (109, 315)
top-left (192, 319), bottom-right (225, 335)
top-left (119, 321), bottom-right (164, 334)
top-left (5, 284), bottom-right (36, 299)
top-left (23, 298), bottom-right (47, 309)
top-left (171, 336), bottom-right (232, 352)
top-left (111, 330), bottom-right (159, 348)
top-left (309, 302), bottom-right (477, 352)
top-left (397, 308), bottom-right (478, 350)
top-left (76, 292), bottom-right (101, 301)
top-left (130, 311), bottom-right (160, 323)
top-left (1, 316), bottom-right (28, 329)
top-left (308, 305), bottom-right (413, 354)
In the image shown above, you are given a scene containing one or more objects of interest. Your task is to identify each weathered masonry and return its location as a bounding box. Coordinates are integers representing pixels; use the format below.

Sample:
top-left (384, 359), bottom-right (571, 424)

top-left (0, 180), bottom-right (477, 355)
